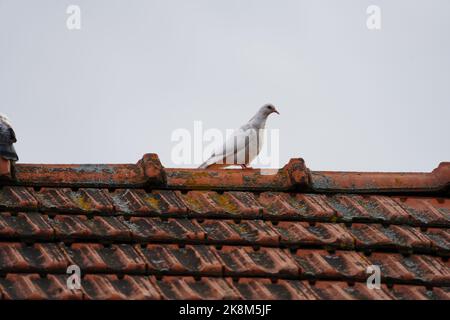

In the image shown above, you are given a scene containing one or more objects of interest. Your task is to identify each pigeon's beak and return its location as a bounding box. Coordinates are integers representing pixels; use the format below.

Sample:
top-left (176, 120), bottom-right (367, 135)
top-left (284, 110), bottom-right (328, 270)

top-left (273, 108), bottom-right (280, 115)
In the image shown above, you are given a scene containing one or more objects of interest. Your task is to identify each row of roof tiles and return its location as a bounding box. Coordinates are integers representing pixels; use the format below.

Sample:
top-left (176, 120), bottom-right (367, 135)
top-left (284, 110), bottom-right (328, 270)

top-left (0, 213), bottom-right (448, 256)
top-left (5, 154), bottom-right (449, 194)
top-left (2, 274), bottom-right (448, 300)
top-left (0, 186), bottom-right (448, 227)
top-left (0, 186), bottom-right (450, 227)
top-left (0, 242), bottom-right (448, 286)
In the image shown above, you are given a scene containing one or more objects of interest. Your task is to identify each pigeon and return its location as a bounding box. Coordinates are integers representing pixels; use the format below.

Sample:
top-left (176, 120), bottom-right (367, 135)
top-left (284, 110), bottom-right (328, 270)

top-left (199, 104), bottom-right (279, 169)
top-left (0, 114), bottom-right (18, 161)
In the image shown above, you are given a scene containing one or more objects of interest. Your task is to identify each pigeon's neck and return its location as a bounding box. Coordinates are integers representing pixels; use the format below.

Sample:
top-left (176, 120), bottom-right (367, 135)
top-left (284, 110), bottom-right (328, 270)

top-left (248, 112), bottom-right (268, 129)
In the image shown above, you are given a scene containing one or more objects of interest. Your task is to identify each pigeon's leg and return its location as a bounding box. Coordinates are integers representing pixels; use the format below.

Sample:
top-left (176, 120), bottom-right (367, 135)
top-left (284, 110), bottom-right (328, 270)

top-left (241, 164), bottom-right (252, 170)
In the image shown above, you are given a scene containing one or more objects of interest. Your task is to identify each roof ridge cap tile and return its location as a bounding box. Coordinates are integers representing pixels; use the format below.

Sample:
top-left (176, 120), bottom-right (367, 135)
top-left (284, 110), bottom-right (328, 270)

top-left (164, 157), bottom-right (310, 191)
top-left (310, 162), bottom-right (450, 194)
top-left (10, 154), bottom-right (166, 188)
top-left (137, 153), bottom-right (166, 186)
top-left (4, 154), bottom-right (449, 195)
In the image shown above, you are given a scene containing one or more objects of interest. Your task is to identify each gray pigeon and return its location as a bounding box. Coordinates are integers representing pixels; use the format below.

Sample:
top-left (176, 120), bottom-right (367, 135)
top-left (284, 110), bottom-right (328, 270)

top-left (199, 104), bottom-right (279, 169)
top-left (0, 114), bottom-right (18, 161)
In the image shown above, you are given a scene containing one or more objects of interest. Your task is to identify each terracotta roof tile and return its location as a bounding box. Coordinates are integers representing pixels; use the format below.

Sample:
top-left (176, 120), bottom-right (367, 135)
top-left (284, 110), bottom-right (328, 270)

top-left (367, 253), bottom-right (449, 285)
top-left (348, 223), bottom-right (432, 253)
top-left (393, 197), bottom-right (450, 226)
top-left (0, 274), bottom-right (83, 300)
top-left (1, 154), bottom-right (449, 299)
top-left (217, 246), bottom-right (299, 277)
top-left (424, 228), bottom-right (450, 254)
top-left (65, 243), bottom-right (146, 274)
top-left (52, 215), bottom-right (131, 242)
top-left (0, 212), bottom-right (54, 240)
top-left (82, 274), bottom-right (162, 300)
top-left (0, 186), bottom-right (38, 211)
top-left (34, 188), bottom-right (114, 214)
top-left (156, 276), bottom-right (240, 300)
top-left (139, 244), bottom-right (223, 276)
top-left (294, 249), bottom-right (370, 280)
top-left (274, 221), bottom-right (354, 249)
top-left (125, 217), bottom-right (205, 243)
top-left (0, 242), bottom-right (69, 273)
top-left (201, 219), bottom-right (279, 246)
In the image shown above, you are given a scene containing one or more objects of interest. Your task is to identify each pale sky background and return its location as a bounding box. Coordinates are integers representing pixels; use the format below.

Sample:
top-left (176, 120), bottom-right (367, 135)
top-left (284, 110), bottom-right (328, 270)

top-left (1, 0), bottom-right (449, 171)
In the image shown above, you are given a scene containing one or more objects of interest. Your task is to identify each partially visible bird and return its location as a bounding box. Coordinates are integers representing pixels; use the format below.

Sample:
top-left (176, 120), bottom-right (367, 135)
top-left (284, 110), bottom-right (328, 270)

top-left (199, 104), bottom-right (279, 169)
top-left (0, 114), bottom-right (19, 162)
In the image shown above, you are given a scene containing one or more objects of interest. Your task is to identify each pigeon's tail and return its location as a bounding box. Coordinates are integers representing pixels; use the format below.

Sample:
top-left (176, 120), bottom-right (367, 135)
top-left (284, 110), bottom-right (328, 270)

top-left (0, 143), bottom-right (18, 161)
top-left (198, 155), bottom-right (217, 169)
top-left (198, 162), bottom-right (228, 170)
top-left (198, 156), bottom-right (228, 169)
top-left (198, 161), bottom-right (209, 169)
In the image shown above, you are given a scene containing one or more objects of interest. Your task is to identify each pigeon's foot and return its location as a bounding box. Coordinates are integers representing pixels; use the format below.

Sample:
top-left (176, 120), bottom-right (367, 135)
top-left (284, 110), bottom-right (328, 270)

top-left (240, 164), bottom-right (253, 170)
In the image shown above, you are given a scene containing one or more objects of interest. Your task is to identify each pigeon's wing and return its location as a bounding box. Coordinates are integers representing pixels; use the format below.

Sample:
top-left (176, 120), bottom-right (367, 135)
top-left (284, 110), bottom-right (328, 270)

top-left (199, 126), bottom-right (257, 168)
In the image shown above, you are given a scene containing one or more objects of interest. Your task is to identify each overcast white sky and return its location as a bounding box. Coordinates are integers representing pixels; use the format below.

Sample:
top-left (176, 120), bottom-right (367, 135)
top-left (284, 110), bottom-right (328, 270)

top-left (1, 0), bottom-right (449, 171)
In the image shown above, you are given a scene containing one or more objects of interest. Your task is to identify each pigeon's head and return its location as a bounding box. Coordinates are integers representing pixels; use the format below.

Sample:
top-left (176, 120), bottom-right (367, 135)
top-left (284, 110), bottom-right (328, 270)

top-left (260, 104), bottom-right (280, 116)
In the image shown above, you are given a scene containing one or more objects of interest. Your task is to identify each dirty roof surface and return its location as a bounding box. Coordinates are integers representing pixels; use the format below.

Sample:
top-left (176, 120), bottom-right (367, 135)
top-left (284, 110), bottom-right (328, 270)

top-left (0, 154), bottom-right (449, 300)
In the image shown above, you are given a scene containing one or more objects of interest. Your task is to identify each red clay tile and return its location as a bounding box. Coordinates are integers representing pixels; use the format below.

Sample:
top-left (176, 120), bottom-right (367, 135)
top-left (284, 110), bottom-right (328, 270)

top-left (389, 284), bottom-right (449, 300)
top-left (165, 158), bottom-right (310, 191)
top-left (156, 276), bottom-right (240, 300)
top-left (0, 186), bottom-right (38, 211)
top-left (67, 188), bottom-right (114, 213)
top-left (125, 217), bottom-right (205, 243)
top-left (82, 274), bottom-right (162, 300)
top-left (177, 191), bottom-right (263, 218)
top-left (51, 215), bottom-right (131, 241)
top-left (65, 243), bottom-right (146, 274)
top-left (205, 191), bottom-right (264, 218)
top-left (388, 225), bottom-right (433, 251)
top-left (176, 191), bottom-right (223, 217)
top-left (311, 281), bottom-right (394, 300)
top-left (15, 163), bottom-right (148, 188)
top-left (34, 188), bottom-right (114, 213)
top-left (217, 246), bottom-right (298, 277)
top-left (367, 253), bottom-right (450, 285)
top-left (325, 195), bottom-right (374, 222)
top-left (349, 224), bottom-right (432, 252)
top-left (351, 195), bottom-right (411, 224)
top-left (258, 192), bottom-right (308, 219)
top-left (0, 274), bottom-right (83, 300)
top-left (259, 192), bottom-right (338, 221)
top-left (111, 189), bottom-right (154, 215)
top-left (294, 250), bottom-right (370, 280)
top-left (111, 189), bottom-right (187, 216)
top-left (0, 212), bottom-right (54, 240)
top-left (310, 165), bottom-right (449, 193)
top-left (0, 242), bottom-right (69, 273)
top-left (423, 197), bottom-right (450, 216)
top-left (393, 197), bottom-right (450, 226)
top-left (228, 278), bottom-right (318, 300)
top-left (201, 219), bottom-right (279, 246)
top-left (138, 244), bottom-right (223, 276)
top-left (137, 153), bottom-right (166, 187)
top-left (424, 228), bottom-right (450, 254)
top-left (274, 221), bottom-right (354, 249)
